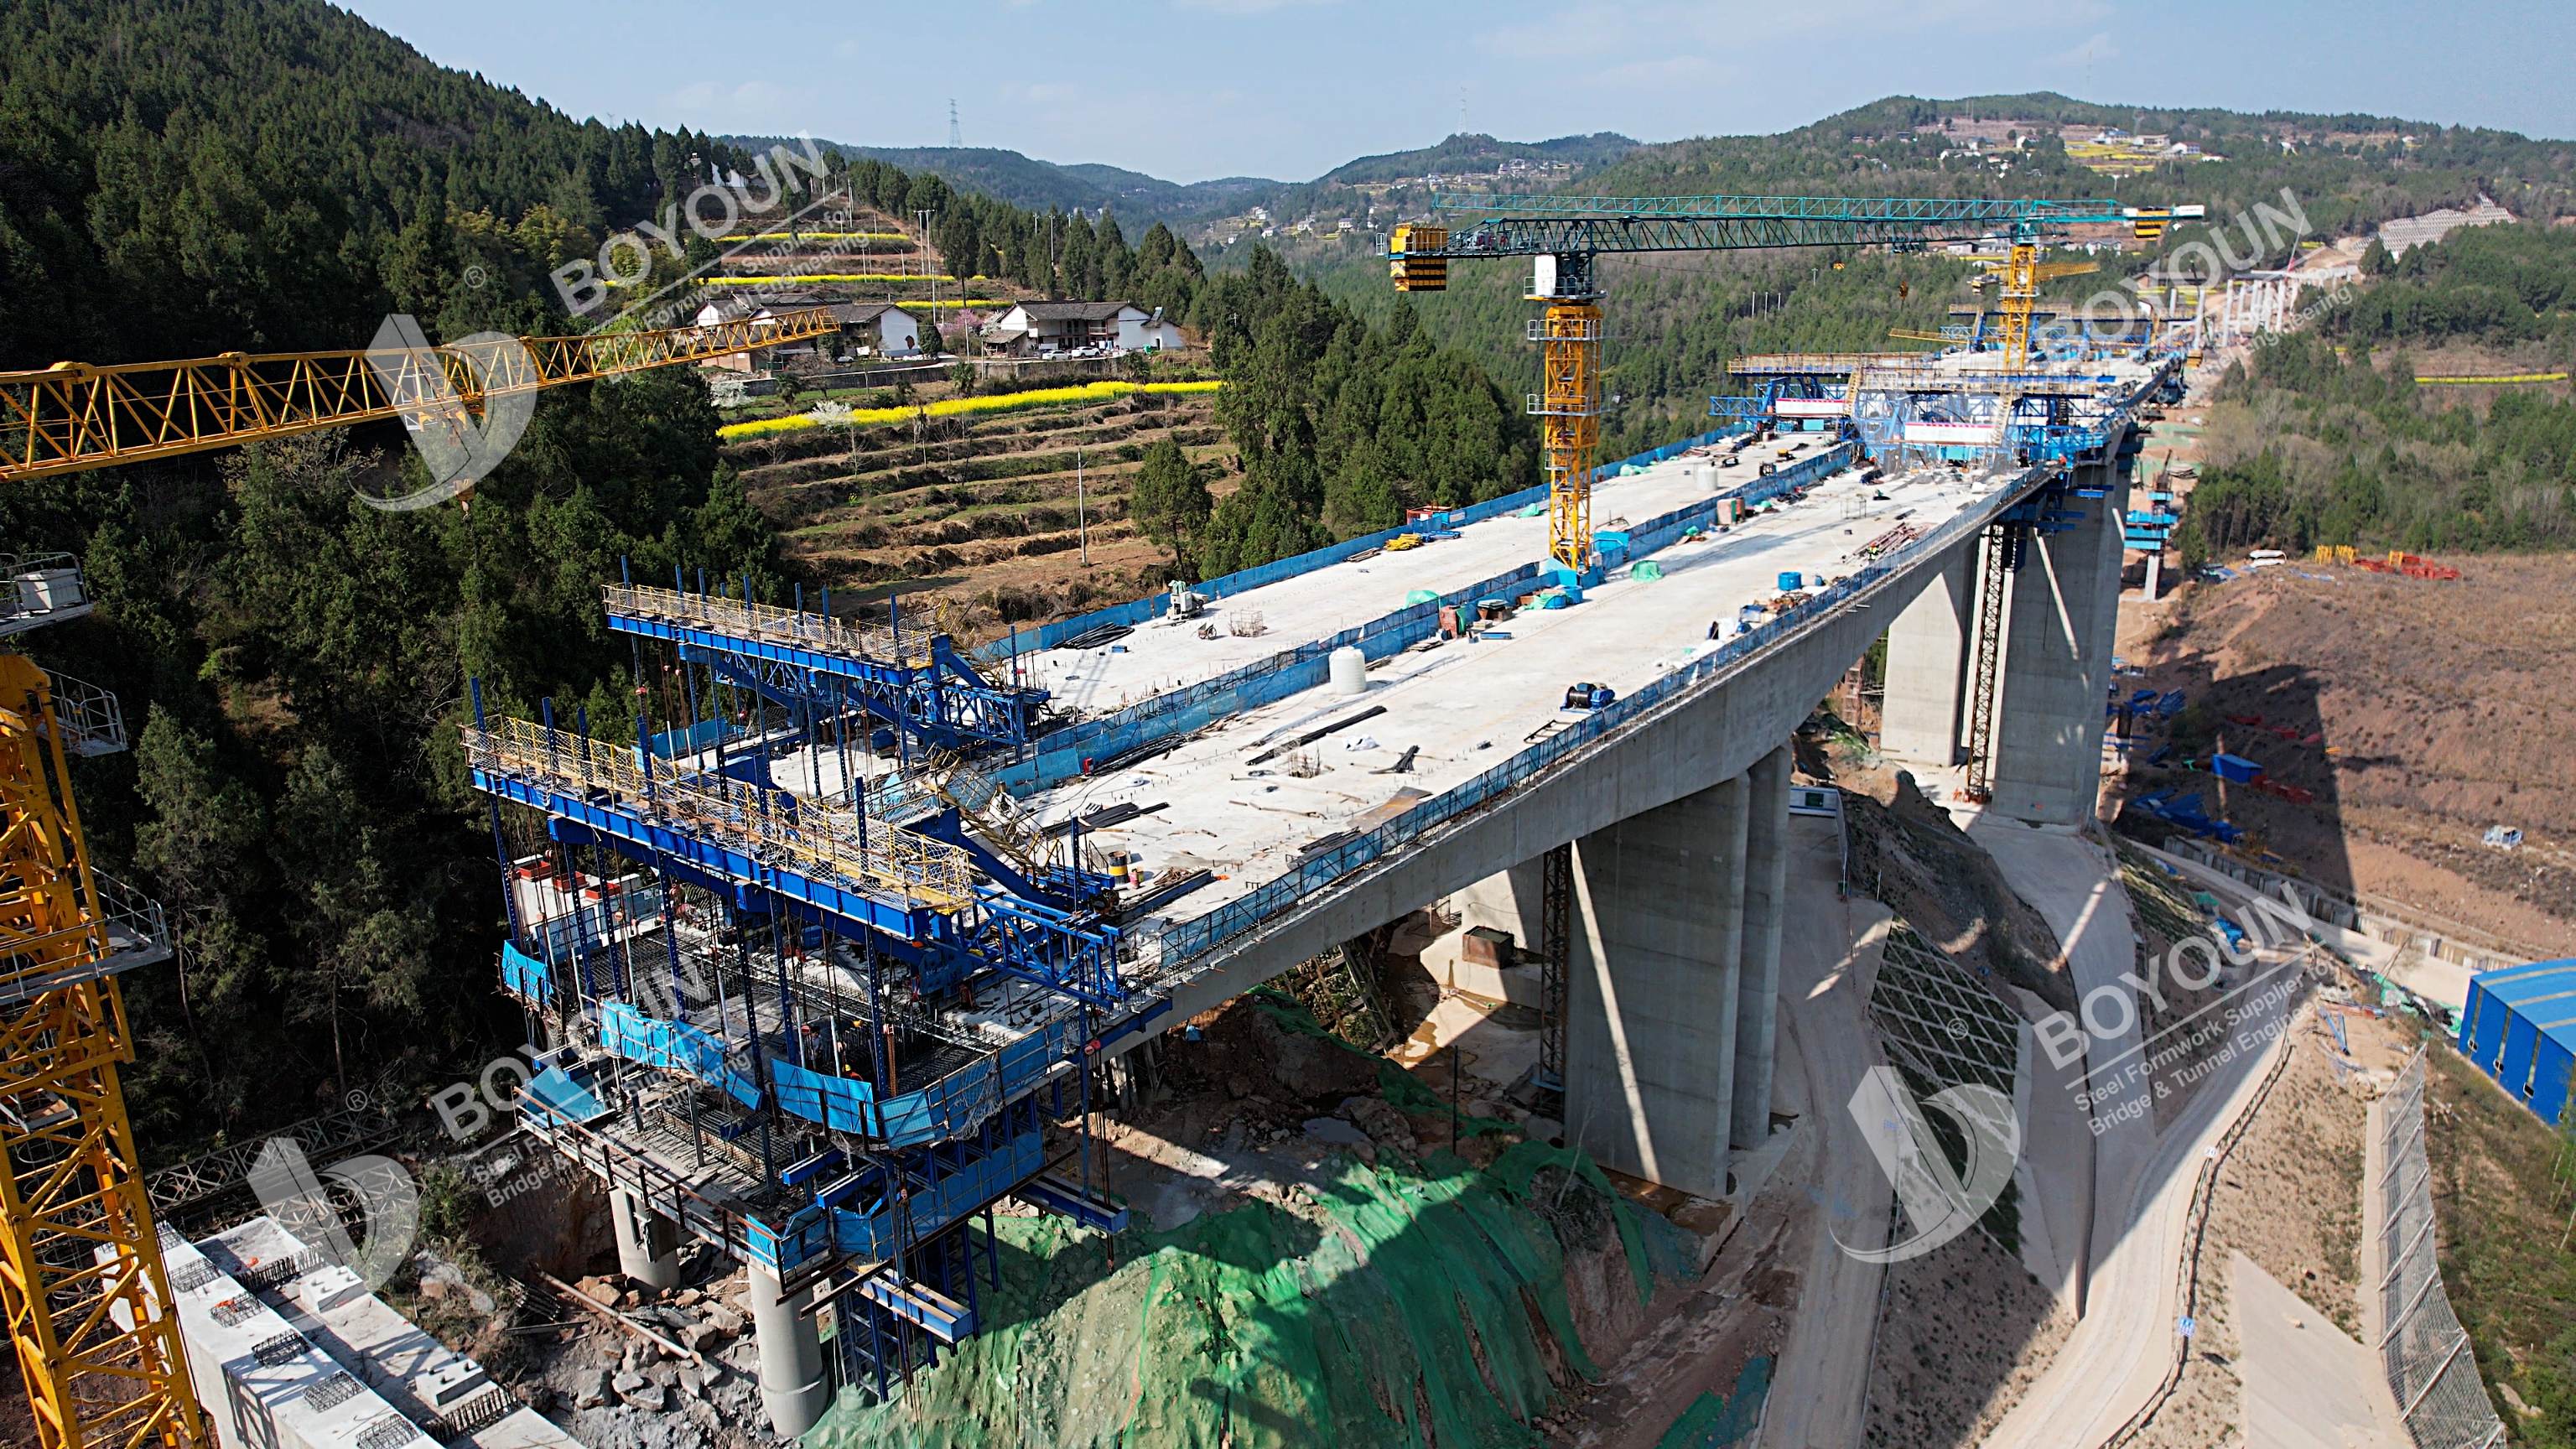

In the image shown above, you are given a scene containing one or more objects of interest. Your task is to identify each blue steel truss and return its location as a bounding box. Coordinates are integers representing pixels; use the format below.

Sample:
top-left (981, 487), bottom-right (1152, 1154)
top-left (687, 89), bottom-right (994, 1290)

top-left (605, 576), bottom-right (1046, 754)
top-left (466, 711), bottom-right (1131, 1010)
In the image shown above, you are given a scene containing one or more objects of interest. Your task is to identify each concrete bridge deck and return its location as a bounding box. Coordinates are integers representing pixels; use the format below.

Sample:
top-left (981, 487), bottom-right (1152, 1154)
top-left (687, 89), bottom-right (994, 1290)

top-left (1038, 456), bottom-right (2002, 955)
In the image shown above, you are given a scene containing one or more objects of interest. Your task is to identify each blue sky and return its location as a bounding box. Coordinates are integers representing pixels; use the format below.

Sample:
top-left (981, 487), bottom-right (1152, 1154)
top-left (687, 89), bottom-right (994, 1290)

top-left (341, 0), bottom-right (2575, 181)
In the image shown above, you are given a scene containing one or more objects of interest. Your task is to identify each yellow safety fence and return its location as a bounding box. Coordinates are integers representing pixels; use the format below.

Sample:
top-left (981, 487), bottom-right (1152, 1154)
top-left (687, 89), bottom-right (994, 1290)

top-left (719, 379), bottom-right (1224, 439)
top-left (698, 273), bottom-right (958, 285)
top-left (464, 715), bottom-right (973, 911)
top-left (2412, 372), bottom-right (2568, 385)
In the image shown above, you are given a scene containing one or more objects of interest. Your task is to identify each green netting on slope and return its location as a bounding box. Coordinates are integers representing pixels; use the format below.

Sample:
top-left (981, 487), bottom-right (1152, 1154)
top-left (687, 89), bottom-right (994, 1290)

top-left (1654, 1356), bottom-right (1772, 1448)
top-left (805, 1142), bottom-right (1687, 1449)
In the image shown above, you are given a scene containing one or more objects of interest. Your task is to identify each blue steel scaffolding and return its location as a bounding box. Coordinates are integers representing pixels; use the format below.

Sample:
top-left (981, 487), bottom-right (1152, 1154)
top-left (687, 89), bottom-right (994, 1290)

top-left (466, 579), bottom-right (1139, 1404)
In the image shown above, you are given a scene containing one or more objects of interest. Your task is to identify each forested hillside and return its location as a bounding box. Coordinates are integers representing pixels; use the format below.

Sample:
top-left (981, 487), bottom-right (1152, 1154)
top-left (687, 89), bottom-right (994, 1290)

top-left (0, 0), bottom-right (800, 1145)
top-left (2183, 223), bottom-right (2576, 561)
top-left (1284, 91), bottom-right (2576, 444)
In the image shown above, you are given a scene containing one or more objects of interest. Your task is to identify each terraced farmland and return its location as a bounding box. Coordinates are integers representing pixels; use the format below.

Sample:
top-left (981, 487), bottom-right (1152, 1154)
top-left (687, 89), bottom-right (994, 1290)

top-left (726, 383), bottom-right (1236, 633)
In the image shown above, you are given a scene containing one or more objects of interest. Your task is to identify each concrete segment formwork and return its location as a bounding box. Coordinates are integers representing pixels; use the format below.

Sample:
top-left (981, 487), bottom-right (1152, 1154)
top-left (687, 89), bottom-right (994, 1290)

top-left (1733, 744), bottom-right (1792, 1150)
top-left (1988, 457), bottom-right (2130, 825)
top-left (1879, 549), bottom-right (1974, 769)
top-left (1565, 776), bottom-right (1750, 1198)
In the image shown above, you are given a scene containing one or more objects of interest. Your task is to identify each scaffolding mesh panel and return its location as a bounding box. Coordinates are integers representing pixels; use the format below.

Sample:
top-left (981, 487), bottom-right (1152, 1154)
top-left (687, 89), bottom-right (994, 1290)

top-left (2373, 1054), bottom-right (2506, 1449)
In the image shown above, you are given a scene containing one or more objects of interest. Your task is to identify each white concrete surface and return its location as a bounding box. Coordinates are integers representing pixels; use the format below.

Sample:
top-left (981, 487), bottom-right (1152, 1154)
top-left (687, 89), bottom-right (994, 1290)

top-left (1981, 847), bottom-right (2311, 1449)
top-left (1968, 816), bottom-right (2147, 1315)
top-left (1758, 816), bottom-right (1897, 1449)
top-left (1043, 460), bottom-right (2013, 955)
top-left (2229, 1250), bottom-right (2404, 1449)
top-left (1028, 436), bottom-right (1846, 716)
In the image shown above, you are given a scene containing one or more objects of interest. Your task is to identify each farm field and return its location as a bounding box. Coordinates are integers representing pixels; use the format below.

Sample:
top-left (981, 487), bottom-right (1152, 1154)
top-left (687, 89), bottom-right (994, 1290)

top-left (725, 381), bottom-right (1238, 632)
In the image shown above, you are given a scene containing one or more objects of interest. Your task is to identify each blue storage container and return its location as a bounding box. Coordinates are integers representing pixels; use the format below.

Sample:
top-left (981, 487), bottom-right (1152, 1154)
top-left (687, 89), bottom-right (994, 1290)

top-left (2210, 752), bottom-right (2264, 784)
top-left (1777, 571), bottom-right (1804, 590)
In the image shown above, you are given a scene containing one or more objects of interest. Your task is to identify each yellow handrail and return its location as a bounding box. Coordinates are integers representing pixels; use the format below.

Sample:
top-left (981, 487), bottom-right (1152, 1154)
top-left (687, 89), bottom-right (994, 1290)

top-left (602, 581), bottom-right (926, 666)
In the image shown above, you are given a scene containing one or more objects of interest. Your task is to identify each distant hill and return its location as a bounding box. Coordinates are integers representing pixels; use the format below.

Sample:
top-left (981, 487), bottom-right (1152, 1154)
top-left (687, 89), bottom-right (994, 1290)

top-left (1316, 132), bottom-right (1639, 187)
top-left (718, 140), bottom-right (1279, 227)
top-left (719, 132), bottom-right (1640, 234)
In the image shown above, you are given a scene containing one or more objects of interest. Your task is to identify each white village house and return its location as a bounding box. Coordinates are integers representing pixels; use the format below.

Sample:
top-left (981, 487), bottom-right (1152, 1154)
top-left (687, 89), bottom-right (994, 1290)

top-left (979, 300), bottom-right (1186, 357)
top-left (691, 294), bottom-right (928, 369)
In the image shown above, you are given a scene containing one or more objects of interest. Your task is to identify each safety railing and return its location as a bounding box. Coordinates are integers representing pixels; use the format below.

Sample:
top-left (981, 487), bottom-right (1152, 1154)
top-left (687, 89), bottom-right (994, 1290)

top-left (0, 869), bottom-right (174, 1004)
top-left (463, 714), bottom-right (974, 911)
top-left (2374, 1054), bottom-right (2508, 1449)
top-left (42, 669), bottom-right (127, 756)
top-left (1138, 469), bottom-right (2022, 977)
top-left (984, 426), bottom-right (1747, 663)
top-left (601, 581), bottom-right (923, 667)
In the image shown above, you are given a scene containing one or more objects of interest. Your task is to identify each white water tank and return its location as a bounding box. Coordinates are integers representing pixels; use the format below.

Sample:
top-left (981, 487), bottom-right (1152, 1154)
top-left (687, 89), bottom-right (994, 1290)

top-left (1328, 647), bottom-right (1368, 696)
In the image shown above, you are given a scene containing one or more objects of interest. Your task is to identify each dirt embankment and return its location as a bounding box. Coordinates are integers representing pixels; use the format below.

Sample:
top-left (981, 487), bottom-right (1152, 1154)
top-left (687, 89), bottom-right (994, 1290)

top-left (2118, 558), bottom-right (2576, 951)
top-left (1835, 762), bottom-right (2076, 1014)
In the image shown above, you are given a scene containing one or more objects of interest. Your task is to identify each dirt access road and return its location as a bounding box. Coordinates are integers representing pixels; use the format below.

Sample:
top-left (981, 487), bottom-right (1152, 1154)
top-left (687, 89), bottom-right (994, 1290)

top-left (1979, 838), bottom-right (2317, 1448)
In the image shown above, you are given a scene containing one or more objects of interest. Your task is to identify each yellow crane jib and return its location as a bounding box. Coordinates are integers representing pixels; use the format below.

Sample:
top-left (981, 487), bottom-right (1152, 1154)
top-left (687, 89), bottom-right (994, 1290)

top-left (0, 308), bottom-right (840, 483)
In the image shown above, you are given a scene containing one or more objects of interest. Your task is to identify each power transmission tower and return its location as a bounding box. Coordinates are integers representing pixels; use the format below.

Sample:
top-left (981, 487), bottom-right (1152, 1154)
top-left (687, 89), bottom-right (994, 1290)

top-left (948, 99), bottom-right (961, 149)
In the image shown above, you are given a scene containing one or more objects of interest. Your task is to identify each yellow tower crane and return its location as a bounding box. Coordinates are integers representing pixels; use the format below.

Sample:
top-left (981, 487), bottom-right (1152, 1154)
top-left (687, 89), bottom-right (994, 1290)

top-left (1982, 248), bottom-right (2099, 370)
top-left (0, 574), bottom-right (200, 1449)
top-left (0, 304), bottom-right (835, 1447)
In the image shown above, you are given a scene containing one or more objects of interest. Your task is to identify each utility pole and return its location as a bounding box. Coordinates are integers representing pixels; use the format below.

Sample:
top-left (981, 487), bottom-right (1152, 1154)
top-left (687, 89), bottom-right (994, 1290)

top-left (1076, 449), bottom-right (1089, 565)
top-left (914, 208), bottom-right (940, 350)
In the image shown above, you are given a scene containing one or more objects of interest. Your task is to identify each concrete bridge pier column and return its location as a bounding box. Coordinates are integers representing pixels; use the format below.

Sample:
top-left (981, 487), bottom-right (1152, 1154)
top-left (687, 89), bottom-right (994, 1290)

top-left (610, 1187), bottom-right (681, 1291)
top-left (1989, 455), bottom-right (2130, 826)
top-left (1564, 774), bottom-right (1749, 1201)
top-left (1879, 546), bottom-right (1975, 770)
top-left (747, 1263), bottom-right (828, 1437)
top-left (1732, 744), bottom-right (1792, 1150)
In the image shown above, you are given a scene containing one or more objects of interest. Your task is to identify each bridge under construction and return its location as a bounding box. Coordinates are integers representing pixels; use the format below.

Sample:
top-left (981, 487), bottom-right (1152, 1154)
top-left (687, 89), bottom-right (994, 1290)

top-left (458, 342), bottom-right (2176, 1433)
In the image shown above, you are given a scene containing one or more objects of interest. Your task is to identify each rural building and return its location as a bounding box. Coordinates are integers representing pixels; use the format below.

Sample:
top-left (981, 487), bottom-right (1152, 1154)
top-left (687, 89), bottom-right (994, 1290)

top-left (2457, 958), bottom-right (2576, 1125)
top-left (693, 290), bottom-right (837, 371)
top-left (981, 300), bottom-right (1186, 356)
top-left (826, 301), bottom-right (925, 356)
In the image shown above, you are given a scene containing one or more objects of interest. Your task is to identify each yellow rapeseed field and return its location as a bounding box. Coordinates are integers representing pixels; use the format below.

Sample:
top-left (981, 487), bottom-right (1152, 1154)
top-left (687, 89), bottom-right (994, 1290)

top-left (718, 380), bottom-right (1225, 439)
